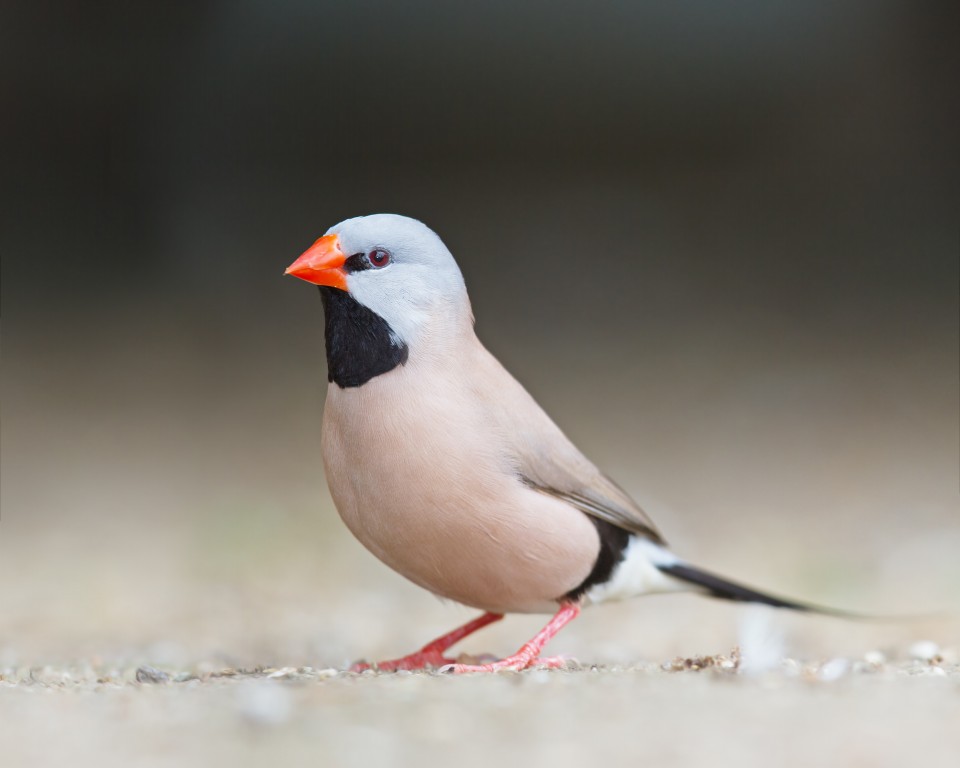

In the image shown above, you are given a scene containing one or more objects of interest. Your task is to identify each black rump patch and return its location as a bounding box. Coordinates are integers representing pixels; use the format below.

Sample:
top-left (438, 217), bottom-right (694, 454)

top-left (564, 517), bottom-right (631, 601)
top-left (319, 286), bottom-right (409, 388)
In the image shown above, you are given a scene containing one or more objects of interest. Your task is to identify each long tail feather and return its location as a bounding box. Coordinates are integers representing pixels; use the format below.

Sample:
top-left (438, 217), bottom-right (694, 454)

top-left (657, 562), bottom-right (864, 619)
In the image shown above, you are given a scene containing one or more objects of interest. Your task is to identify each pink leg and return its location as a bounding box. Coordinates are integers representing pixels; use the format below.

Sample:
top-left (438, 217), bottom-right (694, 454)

top-left (442, 603), bottom-right (581, 673)
top-left (351, 612), bottom-right (504, 672)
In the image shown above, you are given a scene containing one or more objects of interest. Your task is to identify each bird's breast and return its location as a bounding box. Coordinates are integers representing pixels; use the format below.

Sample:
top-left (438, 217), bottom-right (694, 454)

top-left (320, 365), bottom-right (599, 614)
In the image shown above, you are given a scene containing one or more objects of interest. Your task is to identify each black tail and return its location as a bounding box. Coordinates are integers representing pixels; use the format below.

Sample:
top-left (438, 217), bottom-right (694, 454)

top-left (657, 562), bottom-right (857, 618)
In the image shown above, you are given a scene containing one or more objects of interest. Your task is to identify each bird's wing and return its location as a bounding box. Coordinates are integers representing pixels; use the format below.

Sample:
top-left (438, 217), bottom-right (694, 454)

top-left (525, 477), bottom-right (665, 544)
top-left (473, 343), bottom-right (666, 544)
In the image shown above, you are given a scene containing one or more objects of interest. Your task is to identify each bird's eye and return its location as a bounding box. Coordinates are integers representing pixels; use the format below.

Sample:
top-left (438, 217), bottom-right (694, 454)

top-left (368, 249), bottom-right (391, 268)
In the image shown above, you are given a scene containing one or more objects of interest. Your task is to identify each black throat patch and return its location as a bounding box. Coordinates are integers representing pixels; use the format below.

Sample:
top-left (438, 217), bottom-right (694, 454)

top-left (319, 286), bottom-right (409, 388)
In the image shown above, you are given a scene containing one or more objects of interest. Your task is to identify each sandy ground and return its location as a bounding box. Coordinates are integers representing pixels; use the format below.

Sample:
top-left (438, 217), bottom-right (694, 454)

top-left (2, 656), bottom-right (958, 768)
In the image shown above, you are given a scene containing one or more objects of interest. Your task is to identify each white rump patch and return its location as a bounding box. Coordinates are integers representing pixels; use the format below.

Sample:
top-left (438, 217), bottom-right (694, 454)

top-left (584, 538), bottom-right (691, 605)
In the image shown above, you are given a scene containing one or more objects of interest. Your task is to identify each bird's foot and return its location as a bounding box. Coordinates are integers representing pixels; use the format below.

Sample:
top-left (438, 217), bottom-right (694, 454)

top-left (440, 653), bottom-right (573, 674)
top-left (351, 649), bottom-right (457, 672)
top-left (350, 612), bottom-right (505, 672)
top-left (440, 603), bottom-right (581, 673)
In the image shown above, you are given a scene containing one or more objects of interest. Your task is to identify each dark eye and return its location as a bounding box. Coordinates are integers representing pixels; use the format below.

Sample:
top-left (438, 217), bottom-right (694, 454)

top-left (367, 248), bottom-right (391, 268)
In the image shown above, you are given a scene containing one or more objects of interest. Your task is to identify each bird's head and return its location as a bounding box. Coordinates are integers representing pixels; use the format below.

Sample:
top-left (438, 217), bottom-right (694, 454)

top-left (285, 214), bottom-right (469, 348)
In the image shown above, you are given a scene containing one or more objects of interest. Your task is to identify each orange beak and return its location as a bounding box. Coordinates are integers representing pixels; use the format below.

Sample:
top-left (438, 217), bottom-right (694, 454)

top-left (284, 233), bottom-right (349, 291)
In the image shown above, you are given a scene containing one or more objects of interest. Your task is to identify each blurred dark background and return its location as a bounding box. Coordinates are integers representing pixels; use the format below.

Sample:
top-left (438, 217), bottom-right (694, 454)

top-left (2, 2), bottom-right (958, 665)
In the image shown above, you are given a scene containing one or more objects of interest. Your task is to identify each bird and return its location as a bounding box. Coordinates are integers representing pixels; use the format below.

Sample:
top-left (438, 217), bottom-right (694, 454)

top-left (284, 213), bottom-right (852, 673)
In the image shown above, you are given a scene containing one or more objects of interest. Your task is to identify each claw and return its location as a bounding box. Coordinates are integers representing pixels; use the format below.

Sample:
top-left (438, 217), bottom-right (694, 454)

top-left (350, 649), bottom-right (457, 672)
top-left (348, 612), bottom-right (504, 672)
top-left (351, 603), bottom-right (581, 675)
top-left (442, 654), bottom-right (573, 673)
top-left (436, 604), bottom-right (581, 674)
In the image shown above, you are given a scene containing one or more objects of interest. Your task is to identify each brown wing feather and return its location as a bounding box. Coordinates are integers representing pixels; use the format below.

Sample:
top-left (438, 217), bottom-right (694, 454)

top-left (521, 477), bottom-right (665, 544)
top-left (473, 342), bottom-right (666, 544)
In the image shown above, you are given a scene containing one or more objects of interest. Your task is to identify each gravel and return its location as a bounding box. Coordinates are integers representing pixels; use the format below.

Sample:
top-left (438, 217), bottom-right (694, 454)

top-left (3, 650), bottom-right (958, 768)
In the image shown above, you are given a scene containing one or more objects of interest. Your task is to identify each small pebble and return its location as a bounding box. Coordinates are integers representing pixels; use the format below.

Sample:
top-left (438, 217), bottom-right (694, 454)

top-left (266, 667), bottom-right (299, 679)
top-left (817, 658), bottom-right (850, 682)
top-left (314, 668), bottom-right (340, 679)
top-left (908, 641), bottom-right (940, 662)
top-left (30, 666), bottom-right (71, 686)
top-left (135, 665), bottom-right (170, 684)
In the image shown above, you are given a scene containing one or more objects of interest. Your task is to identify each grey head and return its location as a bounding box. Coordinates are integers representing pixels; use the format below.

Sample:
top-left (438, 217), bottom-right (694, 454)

top-left (327, 214), bottom-right (469, 347)
top-left (286, 214), bottom-right (472, 387)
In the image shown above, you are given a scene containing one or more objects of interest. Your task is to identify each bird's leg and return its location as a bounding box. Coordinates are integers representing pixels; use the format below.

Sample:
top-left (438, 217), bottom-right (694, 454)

top-left (442, 602), bottom-right (581, 673)
top-left (350, 612), bottom-right (504, 672)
